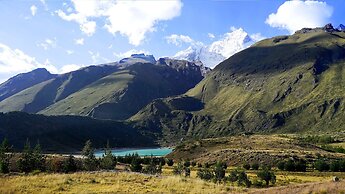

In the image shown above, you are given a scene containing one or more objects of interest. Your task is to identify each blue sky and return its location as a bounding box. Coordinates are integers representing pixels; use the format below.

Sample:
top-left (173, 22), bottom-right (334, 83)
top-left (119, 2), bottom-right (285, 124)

top-left (0, 0), bottom-right (344, 82)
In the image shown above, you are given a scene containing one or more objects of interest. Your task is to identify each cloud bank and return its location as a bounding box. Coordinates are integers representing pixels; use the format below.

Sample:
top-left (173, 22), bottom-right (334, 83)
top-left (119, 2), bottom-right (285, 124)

top-left (266, 0), bottom-right (333, 34)
top-left (56, 0), bottom-right (182, 46)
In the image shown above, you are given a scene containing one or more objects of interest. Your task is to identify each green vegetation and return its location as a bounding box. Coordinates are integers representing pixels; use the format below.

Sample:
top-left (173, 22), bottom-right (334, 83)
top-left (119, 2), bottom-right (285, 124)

top-left (0, 112), bottom-right (156, 152)
top-left (0, 138), bottom-right (12, 173)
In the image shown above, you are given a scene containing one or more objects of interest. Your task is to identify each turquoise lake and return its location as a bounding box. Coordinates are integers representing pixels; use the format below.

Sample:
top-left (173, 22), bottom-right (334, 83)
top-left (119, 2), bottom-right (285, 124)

top-left (94, 148), bottom-right (173, 157)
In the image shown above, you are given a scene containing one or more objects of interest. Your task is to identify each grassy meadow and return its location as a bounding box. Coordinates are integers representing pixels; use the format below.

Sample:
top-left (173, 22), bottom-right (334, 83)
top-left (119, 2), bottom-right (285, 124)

top-left (1, 166), bottom-right (345, 194)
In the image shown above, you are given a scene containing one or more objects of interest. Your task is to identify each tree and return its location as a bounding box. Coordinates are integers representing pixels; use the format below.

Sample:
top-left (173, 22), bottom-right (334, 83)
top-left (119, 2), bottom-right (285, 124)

top-left (214, 161), bottom-right (226, 182)
top-left (82, 140), bottom-right (98, 171)
top-left (197, 167), bottom-right (213, 180)
top-left (32, 142), bottom-right (45, 171)
top-left (284, 160), bottom-right (295, 171)
top-left (277, 161), bottom-right (285, 171)
top-left (257, 168), bottom-right (276, 187)
top-left (314, 160), bottom-right (329, 172)
top-left (184, 160), bottom-right (190, 168)
top-left (173, 162), bottom-right (184, 175)
top-left (167, 159), bottom-right (174, 166)
top-left (130, 154), bottom-right (142, 172)
top-left (251, 163), bottom-right (259, 170)
top-left (0, 138), bottom-right (13, 173)
top-left (243, 163), bottom-right (251, 170)
top-left (237, 171), bottom-right (251, 188)
top-left (143, 156), bottom-right (162, 175)
top-left (18, 139), bottom-right (34, 173)
top-left (330, 160), bottom-right (341, 172)
top-left (100, 141), bottom-right (116, 170)
top-left (63, 155), bottom-right (78, 173)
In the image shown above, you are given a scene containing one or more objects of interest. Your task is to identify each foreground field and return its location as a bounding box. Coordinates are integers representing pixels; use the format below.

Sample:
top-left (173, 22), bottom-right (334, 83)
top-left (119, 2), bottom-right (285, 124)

top-left (0, 171), bottom-right (237, 194)
top-left (1, 171), bottom-right (345, 194)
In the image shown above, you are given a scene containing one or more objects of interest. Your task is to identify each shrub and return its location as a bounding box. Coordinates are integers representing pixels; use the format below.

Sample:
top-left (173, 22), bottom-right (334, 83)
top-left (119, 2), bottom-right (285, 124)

top-left (237, 171), bottom-right (251, 188)
top-left (257, 168), bottom-right (276, 187)
top-left (228, 169), bottom-right (238, 182)
top-left (0, 138), bottom-right (12, 174)
top-left (166, 159), bottom-right (174, 166)
top-left (251, 163), bottom-right (259, 170)
top-left (173, 162), bottom-right (184, 175)
top-left (277, 161), bottom-right (285, 171)
top-left (243, 163), bottom-right (251, 170)
top-left (63, 155), bottom-right (78, 173)
top-left (183, 160), bottom-right (190, 168)
top-left (18, 140), bottom-right (34, 173)
top-left (100, 142), bottom-right (116, 170)
top-left (213, 161), bottom-right (226, 182)
top-left (330, 160), bottom-right (341, 172)
top-left (130, 156), bottom-right (142, 172)
top-left (197, 167), bottom-right (213, 180)
top-left (191, 161), bottom-right (197, 167)
top-left (314, 160), bottom-right (330, 172)
top-left (82, 140), bottom-right (98, 171)
top-left (143, 158), bottom-right (162, 175)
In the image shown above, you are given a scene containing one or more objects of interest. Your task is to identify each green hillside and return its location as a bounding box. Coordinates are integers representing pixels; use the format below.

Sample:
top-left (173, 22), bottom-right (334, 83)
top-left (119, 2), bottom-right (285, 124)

top-left (132, 27), bottom-right (345, 143)
top-left (0, 65), bottom-right (118, 113)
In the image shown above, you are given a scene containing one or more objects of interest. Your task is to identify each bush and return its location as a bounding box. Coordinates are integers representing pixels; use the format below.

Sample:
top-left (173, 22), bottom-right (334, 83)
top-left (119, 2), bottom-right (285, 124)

top-left (100, 142), bottom-right (116, 170)
top-left (251, 163), bottom-right (259, 170)
top-left (63, 155), bottom-right (78, 173)
top-left (314, 160), bottom-right (330, 172)
top-left (183, 160), bottom-right (190, 168)
top-left (197, 167), bottom-right (213, 180)
top-left (213, 161), bottom-right (226, 182)
top-left (143, 158), bottom-right (162, 175)
top-left (82, 140), bottom-right (98, 171)
top-left (228, 169), bottom-right (238, 182)
top-left (277, 161), bottom-right (285, 171)
top-left (130, 156), bottom-right (142, 172)
top-left (243, 163), bottom-right (251, 170)
top-left (257, 168), bottom-right (276, 187)
top-left (237, 171), bottom-right (251, 188)
top-left (166, 159), bottom-right (174, 166)
top-left (0, 138), bottom-right (12, 174)
top-left (191, 161), bottom-right (196, 167)
top-left (173, 162), bottom-right (184, 175)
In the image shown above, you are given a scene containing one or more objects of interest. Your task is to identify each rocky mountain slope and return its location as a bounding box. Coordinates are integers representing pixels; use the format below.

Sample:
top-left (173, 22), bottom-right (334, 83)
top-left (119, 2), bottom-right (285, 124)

top-left (132, 24), bottom-right (345, 144)
top-left (0, 68), bottom-right (56, 102)
top-left (0, 54), bottom-right (206, 120)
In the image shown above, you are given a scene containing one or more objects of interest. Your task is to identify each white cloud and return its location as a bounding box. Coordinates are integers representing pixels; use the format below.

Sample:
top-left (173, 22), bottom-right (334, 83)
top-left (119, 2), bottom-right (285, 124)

top-left (74, 38), bottom-right (84, 45)
top-left (30, 5), bottom-right (37, 16)
top-left (66, 50), bottom-right (74, 55)
top-left (266, 0), bottom-right (333, 34)
top-left (208, 33), bottom-right (215, 39)
top-left (37, 38), bottom-right (57, 50)
top-left (250, 33), bottom-right (266, 42)
top-left (60, 64), bottom-right (84, 73)
top-left (0, 43), bottom-right (89, 83)
top-left (88, 51), bottom-right (110, 64)
top-left (56, 0), bottom-right (182, 45)
top-left (113, 49), bottom-right (150, 59)
top-left (0, 43), bottom-right (58, 79)
top-left (165, 34), bottom-right (195, 46)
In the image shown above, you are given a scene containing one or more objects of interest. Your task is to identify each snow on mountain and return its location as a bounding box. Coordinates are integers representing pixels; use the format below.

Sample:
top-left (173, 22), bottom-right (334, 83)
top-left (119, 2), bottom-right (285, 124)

top-left (173, 28), bottom-right (262, 68)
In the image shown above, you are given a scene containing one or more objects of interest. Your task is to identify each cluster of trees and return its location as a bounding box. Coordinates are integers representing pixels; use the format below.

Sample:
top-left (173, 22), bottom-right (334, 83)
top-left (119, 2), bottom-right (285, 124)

top-left (277, 159), bottom-right (307, 172)
top-left (0, 139), bottom-right (171, 175)
top-left (314, 159), bottom-right (345, 172)
top-left (276, 158), bottom-right (345, 172)
top-left (196, 161), bottom-right (276, 188)
top-left (172, 161), bottom-right (192, 177)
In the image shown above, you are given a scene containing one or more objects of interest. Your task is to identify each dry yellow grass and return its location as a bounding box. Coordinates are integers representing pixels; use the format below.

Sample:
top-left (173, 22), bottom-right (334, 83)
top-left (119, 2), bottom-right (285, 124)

top-left (249, 180), bottom-right (345, 194)
top-left (0, 172), bottom-right (242, 194)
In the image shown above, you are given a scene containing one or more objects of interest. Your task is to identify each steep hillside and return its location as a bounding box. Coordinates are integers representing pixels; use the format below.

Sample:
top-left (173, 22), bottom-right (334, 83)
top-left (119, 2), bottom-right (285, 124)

top-left (132, 25), bottom-right (345, 143)
top-left (0, 65), bottom-right (118, 113)
top-left (0, 112), bottom-right (157, 152)
top-left (0, 68), bottom-right (56, 102)
top-left (0, 55), bottom-right (205, 121)
top-left (41, 59), bottom-right (204, 120)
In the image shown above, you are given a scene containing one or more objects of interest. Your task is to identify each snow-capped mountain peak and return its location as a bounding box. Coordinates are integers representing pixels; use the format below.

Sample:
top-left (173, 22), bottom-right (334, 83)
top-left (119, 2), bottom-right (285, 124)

top-left (173, 28), bottom-right (262, 68)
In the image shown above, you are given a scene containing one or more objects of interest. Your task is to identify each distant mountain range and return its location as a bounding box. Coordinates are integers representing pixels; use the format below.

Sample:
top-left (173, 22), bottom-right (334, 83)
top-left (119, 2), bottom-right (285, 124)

top-left (0, 54), bottom-right (207, 120)
top-left (173, 28), bottom-right (262, 68)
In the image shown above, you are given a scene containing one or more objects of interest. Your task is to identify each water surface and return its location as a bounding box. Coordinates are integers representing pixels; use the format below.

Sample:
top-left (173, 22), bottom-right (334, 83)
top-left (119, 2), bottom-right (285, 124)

top-left (95, 147), bottom-right (173, 157)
